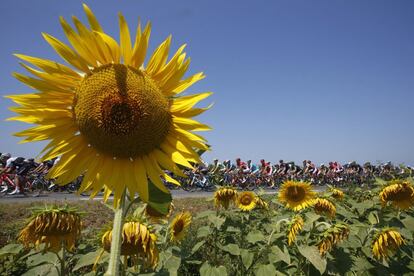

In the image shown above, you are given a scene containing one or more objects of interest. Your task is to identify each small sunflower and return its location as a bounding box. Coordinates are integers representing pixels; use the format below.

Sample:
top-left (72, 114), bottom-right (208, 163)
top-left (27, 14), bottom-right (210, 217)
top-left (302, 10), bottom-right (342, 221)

top-left (317, 223), bottom-right (349, 255)
top-left (255, 195), bottom-right (269, 210)
top-left (169, 211), bottom-right (192, 242)
top-left (314, 198), bottom-right (336, 218)
top-left (330, 188), bottom-right (344, 201)
top-left (102, 220), bottom-right (158, 267)
top-left (372, 228), bottom-right (405, 261)
top-left (237, 191), bottom-right (257, 211)
top-left (379, 180), bottom-right (414, 210)
top-left (214, 187), bottom-right (238, 209)
top-left (278, 180), bottom-right (316, 211)
top-left (287, 215), bottom-right (304, 246)
top-left (18, 207), bottom-right (82, 252)
top-left (6, 4), bottom-right (212, 207)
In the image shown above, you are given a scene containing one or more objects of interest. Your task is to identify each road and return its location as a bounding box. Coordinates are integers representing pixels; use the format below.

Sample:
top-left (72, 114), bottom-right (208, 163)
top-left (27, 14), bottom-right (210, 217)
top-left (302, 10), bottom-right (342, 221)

top-left (0, 186), bottom-right (326, 203)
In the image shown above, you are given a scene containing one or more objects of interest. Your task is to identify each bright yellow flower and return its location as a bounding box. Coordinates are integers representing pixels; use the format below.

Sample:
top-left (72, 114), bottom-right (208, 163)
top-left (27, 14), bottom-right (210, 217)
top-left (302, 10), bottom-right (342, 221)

top-left (18, 208), bottom-right (82, 252)
top-left (317, 224), bottom-right (349, 255)
top-left (102, 221), bottom-right (158, 268)
top-left (314, 198), bottom-right (336, 218)
top-left (287, 215), bottom-right (304, 246)
top-left (237, 191), bottom-right (257, 211)
top-left (214, 187), bottom-right (237, 209)
top-left (278, 180), bottom-right (316, 211)
top-left (379, 180), bottom-right (414, 210)
top-left (372, 229), bottom-right (405, 261)
top-left (169, 211), bottom-right (192, 242)
top-left (6, 4), bottom-right (212, 206)
top-left (330, 188), bottom-right (344, 200)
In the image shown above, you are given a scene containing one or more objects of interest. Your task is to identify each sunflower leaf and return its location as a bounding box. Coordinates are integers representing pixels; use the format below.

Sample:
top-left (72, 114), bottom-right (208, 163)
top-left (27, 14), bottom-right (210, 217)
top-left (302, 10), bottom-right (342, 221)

top-left (147, 180), bottom-right (172, 215)
top-left (254, 264), bottom-right (277, 276)
top-left (219, 243), bottom-right (240, 256)
top-left (191, 241), bottom-right (205, 255)
top-left (241, 249), bottom-right (254, 269)
top-left (197, 226), bottom-right (211, 238)
top-left (200, 262), bottom-right (228, 276)
top-left (0, 244), bottom-right (23, 257)
top-left (297, 245), bottom-right (327, 274)
top-left (208, 215), bottom-right (225, 229)
top-left (269, 245), bottom-right (290, 265)
top-left (246, 230), bottom-right (265, 244)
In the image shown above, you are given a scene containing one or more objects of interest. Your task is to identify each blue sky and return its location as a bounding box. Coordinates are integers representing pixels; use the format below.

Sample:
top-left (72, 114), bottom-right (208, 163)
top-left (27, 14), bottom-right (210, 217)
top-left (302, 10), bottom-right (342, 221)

top-left (1, 0), bottom-right (413, 165)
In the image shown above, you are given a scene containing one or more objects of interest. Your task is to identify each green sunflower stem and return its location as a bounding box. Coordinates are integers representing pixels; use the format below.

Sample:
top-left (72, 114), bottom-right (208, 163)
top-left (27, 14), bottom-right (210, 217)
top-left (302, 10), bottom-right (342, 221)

top-left (105, 191), bottom-right (126, 276)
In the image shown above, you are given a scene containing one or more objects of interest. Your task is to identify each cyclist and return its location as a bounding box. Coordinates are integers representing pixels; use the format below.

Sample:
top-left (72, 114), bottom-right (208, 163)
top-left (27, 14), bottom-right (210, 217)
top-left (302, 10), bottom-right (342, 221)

top-left (0, 153), bottom-right (11, 169)
top-left (4, 157), bottom-right (30, 195)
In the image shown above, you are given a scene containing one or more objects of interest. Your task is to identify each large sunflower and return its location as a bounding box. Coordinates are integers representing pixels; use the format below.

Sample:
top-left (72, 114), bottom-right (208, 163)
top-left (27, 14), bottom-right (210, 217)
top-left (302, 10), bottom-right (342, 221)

top-left (6, 4), bottom-right (211, 206)
top-left (278, 180), bottom-right (316, 211)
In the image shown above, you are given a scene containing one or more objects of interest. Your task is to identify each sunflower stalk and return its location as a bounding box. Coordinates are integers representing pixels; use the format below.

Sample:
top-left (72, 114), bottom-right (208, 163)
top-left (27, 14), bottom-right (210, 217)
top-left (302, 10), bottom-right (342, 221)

top-left (105, 190), bottom-right (126, 276)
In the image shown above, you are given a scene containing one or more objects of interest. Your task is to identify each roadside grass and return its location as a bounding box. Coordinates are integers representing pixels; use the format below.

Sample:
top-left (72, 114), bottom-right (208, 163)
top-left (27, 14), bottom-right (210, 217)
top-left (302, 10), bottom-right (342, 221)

top-left (0, 196), bottom-right (215, 248)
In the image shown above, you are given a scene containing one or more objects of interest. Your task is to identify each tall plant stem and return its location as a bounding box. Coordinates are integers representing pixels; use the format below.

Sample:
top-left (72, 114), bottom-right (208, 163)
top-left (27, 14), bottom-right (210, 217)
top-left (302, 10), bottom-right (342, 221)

top-left (105, 191), bottom-right (126, 276)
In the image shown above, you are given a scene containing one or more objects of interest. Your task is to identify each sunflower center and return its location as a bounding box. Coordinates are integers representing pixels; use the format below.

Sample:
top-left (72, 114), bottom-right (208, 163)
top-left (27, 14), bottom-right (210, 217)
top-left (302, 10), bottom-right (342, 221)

top-left (73, 64), bottom-right (171, 158)
top-left (241, 195), bottom-right (252, 205)
top-left (174, 220), bottom-right (184, 234)
top-left (286, 186), bottom-right (306, 202)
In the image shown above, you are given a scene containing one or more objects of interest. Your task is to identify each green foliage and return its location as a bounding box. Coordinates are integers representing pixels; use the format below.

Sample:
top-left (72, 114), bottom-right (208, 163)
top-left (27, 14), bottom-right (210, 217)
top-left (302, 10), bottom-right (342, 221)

top-left (1, 182), bottom-right (414, 275)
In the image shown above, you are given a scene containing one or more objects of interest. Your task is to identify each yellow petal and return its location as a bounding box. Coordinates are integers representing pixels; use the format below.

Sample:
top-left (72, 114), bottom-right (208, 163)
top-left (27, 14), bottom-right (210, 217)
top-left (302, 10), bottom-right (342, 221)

top-left (146, 35), bottom-right (171, 75)
top-left (173, 116), bottom-right (212, 131)
top-left (42, 33), bottom-right (90, 72)
top-left (118, 13), bottom-right (132, 65)
top-left (133, 157), bottom-right (149, 202)
top-left (131, 21), bottom-right (151, 68)
top-left (83, 4), bottom-right (103, 32)
top-left (142, 155), bottom-right (169, 193)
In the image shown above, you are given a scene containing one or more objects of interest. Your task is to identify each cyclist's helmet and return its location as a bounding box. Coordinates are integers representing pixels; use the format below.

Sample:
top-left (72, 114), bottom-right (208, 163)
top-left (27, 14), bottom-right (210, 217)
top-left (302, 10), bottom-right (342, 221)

top-left (1, 153), bottom-right (11, 159)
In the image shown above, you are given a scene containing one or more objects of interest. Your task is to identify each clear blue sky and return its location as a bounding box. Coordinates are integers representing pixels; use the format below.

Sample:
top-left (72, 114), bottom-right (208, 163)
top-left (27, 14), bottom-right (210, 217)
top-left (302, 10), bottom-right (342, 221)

top-left (1, 0), bottom-right (413, 165)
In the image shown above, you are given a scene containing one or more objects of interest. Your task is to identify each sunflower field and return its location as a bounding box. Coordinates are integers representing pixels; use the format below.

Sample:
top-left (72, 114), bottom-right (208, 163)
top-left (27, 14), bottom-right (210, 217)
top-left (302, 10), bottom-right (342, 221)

top-left (1, 178), bottom-right (414, 275)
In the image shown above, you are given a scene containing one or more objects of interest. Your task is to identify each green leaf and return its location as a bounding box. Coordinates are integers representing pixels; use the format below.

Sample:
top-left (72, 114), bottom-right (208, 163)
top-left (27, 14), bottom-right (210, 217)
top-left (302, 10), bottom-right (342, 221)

top-left (200, 262), bottom-right (228, 276)
top-left (0, 243), bottom-right (23, 257)
top-left (402, 217), bottom-right (414, 232)
top-left (191, 241), bottom-right (206, 255)
top-left (246, 230), bottom-right (265, 244)
top-left (147, 179), bottom-right (172, 215)
top-left (22, 263), bottom-right (57, 276)
top-left (297, 245), bottom-right (327, 274)
top-left (219, 243), bottom-right (240, 256)
top-left (368, 211), bottom-right (379, 225)
top-left (226, 226), bottom-right (240, 233)
top-left (72, 249), bottom-right (103, 271)
top-left (255, 264), bottom-right (277, 276)
top-left (304, 213), bottom-right (321, 230)
top-left (26, 252), bottom-right (58, 267)
top-left (164, 254), bottom-right (181, 275)
top-left (208, 215), bottom-right (226, 229)
top-left (241, 249), bottom-right (254, 269)
top-left (197, 226), bottom-right (211, 238)
top-left (269, 245), bottom-right (290, 265)
top-left (195, 210), bottom-right (216, 219)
